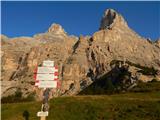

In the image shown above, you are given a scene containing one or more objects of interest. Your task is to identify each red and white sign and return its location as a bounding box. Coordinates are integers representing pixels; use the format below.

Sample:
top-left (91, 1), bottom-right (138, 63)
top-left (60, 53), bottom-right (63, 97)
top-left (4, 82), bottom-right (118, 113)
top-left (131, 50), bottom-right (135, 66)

top-left (37, 67), bottom-right (55, 74)
top-left (35, 67), bottom-right (58, 74)
top-left (34, 60), bottom-right (60, 88)
top-left (36, 81), bottom-right (57, 88)
top-left (35, 80), bottom-right (60, 87)
top-left (43, 60), bottom-right (54, 67)
top-left (36, 74), bottom-right (58, 80)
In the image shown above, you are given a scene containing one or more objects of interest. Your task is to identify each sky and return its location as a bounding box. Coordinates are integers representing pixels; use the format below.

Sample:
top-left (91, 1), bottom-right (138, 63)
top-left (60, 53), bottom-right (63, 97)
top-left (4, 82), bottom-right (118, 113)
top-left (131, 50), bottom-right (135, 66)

top-left (1, 1), bottom-right (160, 40)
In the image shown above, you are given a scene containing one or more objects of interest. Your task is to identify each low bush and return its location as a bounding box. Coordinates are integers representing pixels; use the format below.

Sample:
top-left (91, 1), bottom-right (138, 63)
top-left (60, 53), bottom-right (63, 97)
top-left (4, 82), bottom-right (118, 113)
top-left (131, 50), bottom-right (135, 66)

top-left (1, 91), bottom-right (36, 103)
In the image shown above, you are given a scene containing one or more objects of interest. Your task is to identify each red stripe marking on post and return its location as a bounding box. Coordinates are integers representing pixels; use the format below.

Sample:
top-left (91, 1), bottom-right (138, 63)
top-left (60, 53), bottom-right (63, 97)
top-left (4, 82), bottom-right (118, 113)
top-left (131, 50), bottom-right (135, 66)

top-left (54, 66), bottom-right (58, 70)
top-left (57, 81), bottom-right (61, 88)
top-left (34, 66), bottom-right (38, 74)
top-left (54, 78), bottom-right (58, 81)
top-left (35, 81), bottom-right (39, 86)
top-left (54, 72), bottom-right (58, 76)
top-left (33, 73), bottom-right (37, 80)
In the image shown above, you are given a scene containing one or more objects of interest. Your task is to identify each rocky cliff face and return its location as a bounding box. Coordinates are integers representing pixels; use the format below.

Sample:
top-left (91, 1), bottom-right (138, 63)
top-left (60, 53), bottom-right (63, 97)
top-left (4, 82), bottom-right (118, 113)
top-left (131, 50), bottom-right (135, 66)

top-left (1, 9), bottom-right (160, 100)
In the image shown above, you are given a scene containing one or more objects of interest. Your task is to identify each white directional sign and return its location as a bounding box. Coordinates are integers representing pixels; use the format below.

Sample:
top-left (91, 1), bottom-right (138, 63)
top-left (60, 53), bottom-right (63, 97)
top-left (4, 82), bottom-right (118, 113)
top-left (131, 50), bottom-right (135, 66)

top-left (36, 74), bottom-right (57, 80)
top-left (37, 111), bottom-right (48, 117)
top-left (34, 60), bottom-right (59, 88)
top-left (38, 81), bottom-right (57, 88)
top-left (37, 67), bottom-right (55, 74)
top-left (43, 60), bottom-right (54, 67)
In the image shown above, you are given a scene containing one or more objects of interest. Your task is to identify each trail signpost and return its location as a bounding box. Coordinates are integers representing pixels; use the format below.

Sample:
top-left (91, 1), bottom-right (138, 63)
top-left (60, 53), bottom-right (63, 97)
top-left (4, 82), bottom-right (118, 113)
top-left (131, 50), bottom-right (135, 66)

top-left (34, 60), bottom-right (59, 120)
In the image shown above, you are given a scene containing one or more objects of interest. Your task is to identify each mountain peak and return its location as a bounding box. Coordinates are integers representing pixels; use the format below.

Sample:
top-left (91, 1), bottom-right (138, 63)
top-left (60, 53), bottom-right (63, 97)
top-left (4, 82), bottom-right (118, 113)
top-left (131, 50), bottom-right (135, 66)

top-left (48, 23), bottom-right (67, 35)
top-left (99, 9), bottom-right (128, 30)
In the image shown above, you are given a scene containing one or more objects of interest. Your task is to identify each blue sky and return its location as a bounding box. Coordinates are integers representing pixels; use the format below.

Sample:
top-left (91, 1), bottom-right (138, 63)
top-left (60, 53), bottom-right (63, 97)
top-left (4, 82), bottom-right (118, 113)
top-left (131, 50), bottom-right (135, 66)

top-left (1, 1), bottom-right (160, 40)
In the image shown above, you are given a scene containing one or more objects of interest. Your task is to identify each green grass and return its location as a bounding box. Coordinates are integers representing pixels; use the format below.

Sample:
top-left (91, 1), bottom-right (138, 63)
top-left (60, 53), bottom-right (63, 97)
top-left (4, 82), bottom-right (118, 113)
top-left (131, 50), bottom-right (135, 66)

top-left (2, 92), bottom-right (160, 120)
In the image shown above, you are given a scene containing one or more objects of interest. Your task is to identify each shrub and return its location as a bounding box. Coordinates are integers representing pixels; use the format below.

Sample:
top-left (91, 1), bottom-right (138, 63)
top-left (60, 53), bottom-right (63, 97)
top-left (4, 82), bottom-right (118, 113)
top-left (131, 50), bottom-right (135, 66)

top-left (15, 88), bottom-right (22, 98)
top-left (150, 78), bottom-right (158, 83)
top-left (24, 92), bottom-right (36, 101)
top-left (1, 91), bottom-right (36, 103)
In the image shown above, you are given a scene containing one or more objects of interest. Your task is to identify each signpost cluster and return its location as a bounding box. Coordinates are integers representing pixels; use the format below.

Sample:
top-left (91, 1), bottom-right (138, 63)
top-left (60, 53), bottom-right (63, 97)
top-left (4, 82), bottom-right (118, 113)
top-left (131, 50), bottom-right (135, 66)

top-left (34, 60), bottom-right (59, 120)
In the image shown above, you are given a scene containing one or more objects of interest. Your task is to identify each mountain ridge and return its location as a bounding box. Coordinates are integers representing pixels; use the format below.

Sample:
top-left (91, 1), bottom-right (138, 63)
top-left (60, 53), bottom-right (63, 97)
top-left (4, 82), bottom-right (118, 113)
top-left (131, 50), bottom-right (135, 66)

top-left (1, 9), bottom-right (160, 100)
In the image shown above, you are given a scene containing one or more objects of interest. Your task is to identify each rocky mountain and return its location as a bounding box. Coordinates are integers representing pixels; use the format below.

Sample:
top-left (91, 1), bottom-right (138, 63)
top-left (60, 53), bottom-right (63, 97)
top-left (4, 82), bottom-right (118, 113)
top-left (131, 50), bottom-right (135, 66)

top-left (1, 9), bottom-right (160, 100)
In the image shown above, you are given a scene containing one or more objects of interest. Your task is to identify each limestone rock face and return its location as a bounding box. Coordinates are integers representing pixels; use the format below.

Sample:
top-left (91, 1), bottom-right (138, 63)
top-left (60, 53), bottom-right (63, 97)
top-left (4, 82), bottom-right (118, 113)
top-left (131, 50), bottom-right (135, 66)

top-left (155, 39), bottom-right (160, 48)
top-left (1, 35), bottom-right (10, 46)
top-left (1, 9), bottom-right (160, 100)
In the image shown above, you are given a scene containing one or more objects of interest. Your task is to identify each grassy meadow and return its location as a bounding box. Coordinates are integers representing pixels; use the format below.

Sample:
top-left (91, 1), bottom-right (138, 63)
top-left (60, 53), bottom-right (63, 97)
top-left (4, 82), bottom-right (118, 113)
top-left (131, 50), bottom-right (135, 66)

top-left (2, 91), bottom-right (160, 120)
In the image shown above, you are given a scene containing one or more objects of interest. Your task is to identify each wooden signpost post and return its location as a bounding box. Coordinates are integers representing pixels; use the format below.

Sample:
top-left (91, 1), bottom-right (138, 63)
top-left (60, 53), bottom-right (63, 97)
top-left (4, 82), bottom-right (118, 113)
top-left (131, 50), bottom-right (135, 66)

top-left (34, 60), bottom-right (59, 120)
